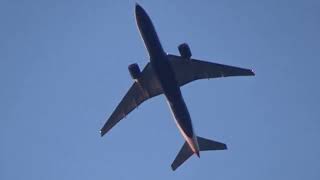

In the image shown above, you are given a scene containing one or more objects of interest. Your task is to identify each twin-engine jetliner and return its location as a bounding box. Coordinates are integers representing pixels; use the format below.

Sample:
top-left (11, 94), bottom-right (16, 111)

top-left (100, 4), bottom-right (255, 171)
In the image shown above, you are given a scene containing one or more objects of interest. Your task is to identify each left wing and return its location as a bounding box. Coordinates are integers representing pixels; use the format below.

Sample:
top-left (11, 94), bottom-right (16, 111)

top-left (168, 54), bottom-right (255, 87)
top-left (100, 63), bottom-right (163, 136)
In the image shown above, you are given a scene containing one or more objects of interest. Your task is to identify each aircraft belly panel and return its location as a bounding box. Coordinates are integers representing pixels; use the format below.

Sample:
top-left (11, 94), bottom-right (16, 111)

top-left (167, 95), bottom-right (194, 138)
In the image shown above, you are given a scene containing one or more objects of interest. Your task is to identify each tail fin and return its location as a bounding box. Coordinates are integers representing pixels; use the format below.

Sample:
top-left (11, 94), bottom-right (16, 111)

top-left (171, 136), bottom-right (227, 171)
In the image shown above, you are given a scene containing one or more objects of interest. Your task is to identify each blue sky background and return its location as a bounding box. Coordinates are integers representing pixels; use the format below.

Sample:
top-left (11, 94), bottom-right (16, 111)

top-left (1, 0), bottom-right (320, 179)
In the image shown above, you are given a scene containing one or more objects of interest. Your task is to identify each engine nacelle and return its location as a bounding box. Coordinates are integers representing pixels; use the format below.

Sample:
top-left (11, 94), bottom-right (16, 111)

top-left (178, 43), bottom-right (192, 59)
top-left (128, 63), bottom-right (141, 81)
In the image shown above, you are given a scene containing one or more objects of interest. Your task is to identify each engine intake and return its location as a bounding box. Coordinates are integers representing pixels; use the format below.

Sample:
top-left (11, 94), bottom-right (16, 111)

top-left (128, 63), bottom-right (141, 80)
top-left (178, 43), bottom-right (192, 59)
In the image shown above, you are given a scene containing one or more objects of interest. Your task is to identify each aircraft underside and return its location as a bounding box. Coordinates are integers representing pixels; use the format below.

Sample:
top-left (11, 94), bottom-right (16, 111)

top-left (100, 3), bottom-right (255, 171)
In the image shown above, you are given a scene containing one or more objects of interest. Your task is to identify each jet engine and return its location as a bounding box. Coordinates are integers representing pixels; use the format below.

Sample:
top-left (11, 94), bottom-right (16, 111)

top-left (178, 43), bottom-right (192, 59)
top-left (128, 63), bottom-right (141, 81)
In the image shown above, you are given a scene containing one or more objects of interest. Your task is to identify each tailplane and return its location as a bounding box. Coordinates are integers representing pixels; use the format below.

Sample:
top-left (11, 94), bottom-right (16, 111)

top-left (171, 136), bottom-right (227, 171)
top-left (171, 141), bottom-right (193, 171)
top-left (197, 136), bottom-right (227, 151)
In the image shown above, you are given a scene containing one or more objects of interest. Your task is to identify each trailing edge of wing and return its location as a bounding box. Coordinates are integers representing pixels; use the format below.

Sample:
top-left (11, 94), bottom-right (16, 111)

top-left (100, 63), bottom-right (163, 136)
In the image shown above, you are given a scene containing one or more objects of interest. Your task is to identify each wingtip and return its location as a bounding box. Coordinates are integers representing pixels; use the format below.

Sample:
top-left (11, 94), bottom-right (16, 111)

top-left (251, 69), bottom-right (255, 76)
top-left (171, 164), bottom-right (177, 171)
top-left (100, 130), bottom-right (105, 137)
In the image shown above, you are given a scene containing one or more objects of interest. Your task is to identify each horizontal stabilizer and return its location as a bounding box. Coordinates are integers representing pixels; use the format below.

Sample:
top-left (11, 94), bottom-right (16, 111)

top-left (171, 142), bottom-right (193, 171)
top-left (171, 137), bottom-right (227, 171)
top-left (197, 136), bottom-right (227, 151)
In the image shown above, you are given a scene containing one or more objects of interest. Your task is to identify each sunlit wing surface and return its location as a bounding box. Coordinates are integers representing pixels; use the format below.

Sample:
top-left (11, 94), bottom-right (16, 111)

top-left (168, 54), bottom-right (255, 87)
top-left (100, 63), bottom-right (163, 136)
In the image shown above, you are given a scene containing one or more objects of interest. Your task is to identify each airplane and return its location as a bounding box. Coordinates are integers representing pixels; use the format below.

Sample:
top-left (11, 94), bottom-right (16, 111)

top-left (100, 3), bottom-right (255, 171)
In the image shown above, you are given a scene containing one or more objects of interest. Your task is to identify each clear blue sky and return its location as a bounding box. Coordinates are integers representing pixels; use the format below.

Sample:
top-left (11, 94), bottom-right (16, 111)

top-left (1, 0), bottom-right (319, 179)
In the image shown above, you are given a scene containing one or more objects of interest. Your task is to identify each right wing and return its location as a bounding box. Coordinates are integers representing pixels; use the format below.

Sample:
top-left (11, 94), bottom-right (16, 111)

top-left (168, 54), bottom-right (255, 87)
top-left (100, 63), bottom-right (163, 136)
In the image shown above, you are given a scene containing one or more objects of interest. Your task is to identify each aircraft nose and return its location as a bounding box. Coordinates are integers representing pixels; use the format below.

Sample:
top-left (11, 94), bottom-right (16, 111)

top-left (135, 3), bottom-right (143, 15)
top-left (135, 3), bottom-right (141, 9)
top-left (135, 3), bottom-right (147, 20)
